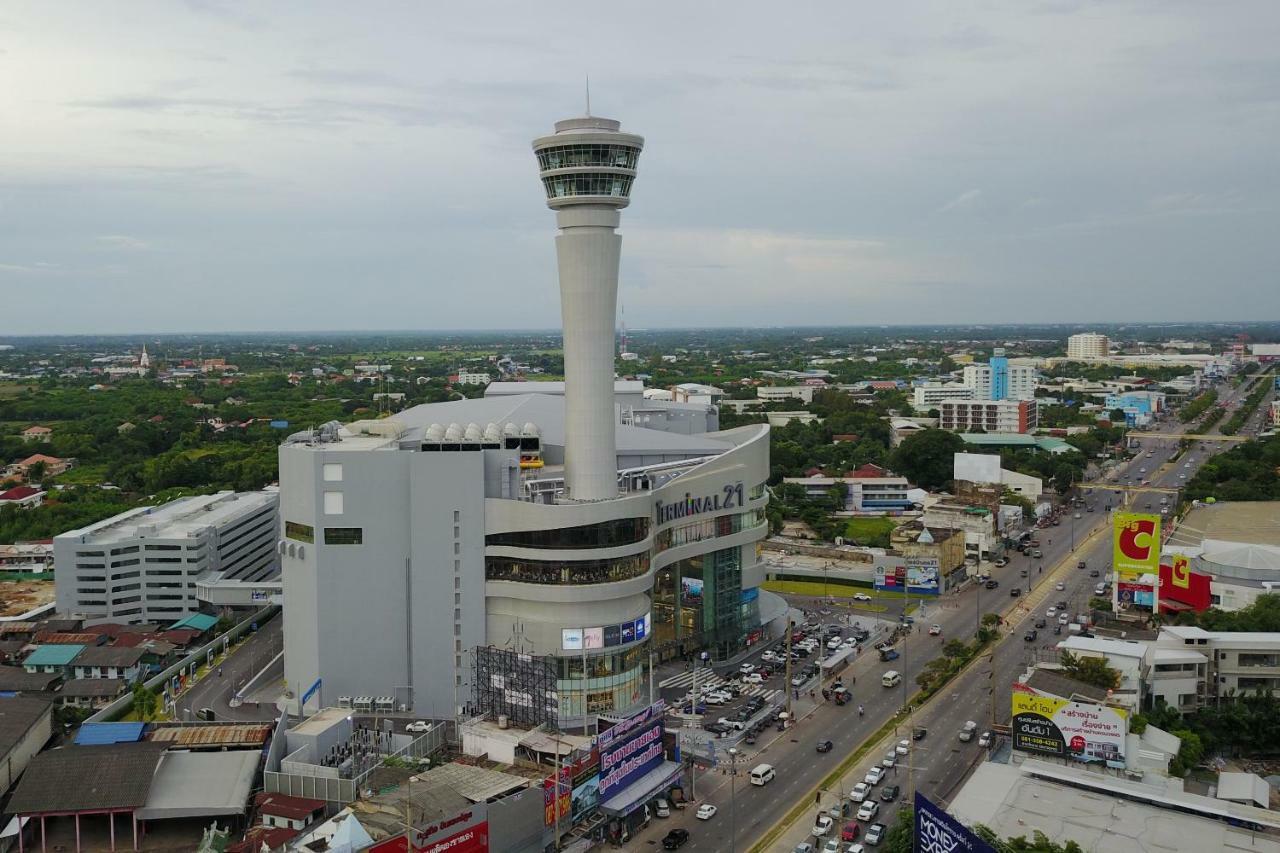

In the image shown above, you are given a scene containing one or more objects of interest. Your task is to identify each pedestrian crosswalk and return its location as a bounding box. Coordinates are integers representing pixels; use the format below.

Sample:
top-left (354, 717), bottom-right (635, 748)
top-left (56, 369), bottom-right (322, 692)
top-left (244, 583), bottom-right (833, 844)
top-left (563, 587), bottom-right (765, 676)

top-left (658, 669), bottom-right (781, 701)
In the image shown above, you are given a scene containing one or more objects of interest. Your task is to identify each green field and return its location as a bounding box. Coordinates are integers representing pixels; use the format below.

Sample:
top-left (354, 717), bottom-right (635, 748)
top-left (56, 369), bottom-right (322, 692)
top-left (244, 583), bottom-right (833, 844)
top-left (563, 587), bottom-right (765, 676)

top-left (842, 516), bottom-right (899, 547)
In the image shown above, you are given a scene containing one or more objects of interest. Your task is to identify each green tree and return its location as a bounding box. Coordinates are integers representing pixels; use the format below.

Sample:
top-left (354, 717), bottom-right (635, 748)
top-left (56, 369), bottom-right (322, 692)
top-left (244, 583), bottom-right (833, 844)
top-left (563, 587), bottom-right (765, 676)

top-left (131, 683), bottom-right (159, 721)
top-left (1059, 650), bottom-right (1121, 689)
top-left (891, 429), bottom-right (966, 490)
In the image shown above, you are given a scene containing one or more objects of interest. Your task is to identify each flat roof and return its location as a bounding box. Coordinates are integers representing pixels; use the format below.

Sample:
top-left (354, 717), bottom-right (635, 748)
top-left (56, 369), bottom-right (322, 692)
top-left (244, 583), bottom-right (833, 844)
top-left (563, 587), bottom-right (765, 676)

top-left (75, 721), bottom-right (145, 745)
top-left (951, 759), bottom-right (1280, 852)
top-left (134, 750), bottom-right (258, 820)
top-left (8, 741), bottom-right (168, 815)
top-left (291, 706), bottom-right (352, 736)
top-left (1168, 502), bottom-right (1280, 549)
top-left (56, 490), bottom-right (276, 546)
top-left (1024, 669), bottom-right (1111, 703)
top-left (1057, 635), bottom-right (1149, 659)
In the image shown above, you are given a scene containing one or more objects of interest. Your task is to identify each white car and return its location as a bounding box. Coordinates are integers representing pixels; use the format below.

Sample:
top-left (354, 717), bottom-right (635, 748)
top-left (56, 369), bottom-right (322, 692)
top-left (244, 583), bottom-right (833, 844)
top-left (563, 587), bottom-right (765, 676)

top-left (1055, 582), bottom-right (1066, 591)
top-left (1059, 613), bottom-right (1070, 625)
top-left (705, 692), bottom-right (731, 705)
top-left (845, 845), bottom-right (866, 853)
top-left (842, 636), bottom-right (859, 647)
top-left (853, 593), bottom-right (872, 601)
top-left (822, 841), bottom-right (842, 853)
top-left (895, 739), bottom-right (909, 755)
top-left (856, 801), bottom-right (880, 822)
top-left (849, 782), bottom-right (871, 803)
top-left (761, 651), bottom-right (781, 663)
top-left (1046, 607), bottom-right (1057, 618)
top-left (743, 672), bottom-right (764, 684)
top-left (864, 766), bottom-right (885, 785)
top-left (405, 720), bottom-right (432, 733)
top-left (812, 814), bottom-right (834, 837)
top-left (696, 803), bottom-right (718, 820)
top-left (740, 663), bottom-right (756, 675)
top-left (827, 637), bottom-right (843, 650)
top-left (881, 751), bottom-right (896, 768)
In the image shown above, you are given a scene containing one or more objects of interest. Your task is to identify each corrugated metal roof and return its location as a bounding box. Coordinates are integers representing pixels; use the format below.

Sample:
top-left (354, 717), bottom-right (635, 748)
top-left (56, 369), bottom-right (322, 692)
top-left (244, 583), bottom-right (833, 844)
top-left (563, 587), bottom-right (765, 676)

top-left (75, 721), bottom-right (147, 745)
top-left (168, 613), bottom-right (218, 632)
top-left (23, 644), bottom-right (85, 667)
top-left (148, 724), bottom-right (270, 748)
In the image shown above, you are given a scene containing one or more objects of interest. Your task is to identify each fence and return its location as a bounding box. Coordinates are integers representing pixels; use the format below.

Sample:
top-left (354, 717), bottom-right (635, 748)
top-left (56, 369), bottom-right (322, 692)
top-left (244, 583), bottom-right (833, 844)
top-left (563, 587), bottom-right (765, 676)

top-left (85, 604), bottom-right (281, 723)
top-left (264, 724), bottom-right (447, 804)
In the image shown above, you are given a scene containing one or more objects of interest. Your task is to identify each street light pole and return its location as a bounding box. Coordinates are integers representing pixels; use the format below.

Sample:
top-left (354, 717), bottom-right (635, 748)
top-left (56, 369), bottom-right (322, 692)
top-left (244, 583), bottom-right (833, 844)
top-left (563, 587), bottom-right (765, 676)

top-left (728, 746), bottom-right (738, 853)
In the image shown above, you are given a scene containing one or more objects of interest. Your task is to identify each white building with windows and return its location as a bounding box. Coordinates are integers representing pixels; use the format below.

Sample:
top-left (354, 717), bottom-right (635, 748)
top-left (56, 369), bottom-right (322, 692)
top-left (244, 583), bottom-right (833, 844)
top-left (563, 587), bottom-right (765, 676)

top-left (54, 490), bottom-right (279, 624)
top-left (961, 361), bottom-right (1037, 401)
top-left (756, 385), bottom-right (816, 404)
top-left (455, 372), bottom-right (491, 386)
top-left (912, 383), bottom-right (975, 411)
top-left (940, 399), bottom-right (1038, 433)
top-left (1067, 333), bottom-right (1110, 360)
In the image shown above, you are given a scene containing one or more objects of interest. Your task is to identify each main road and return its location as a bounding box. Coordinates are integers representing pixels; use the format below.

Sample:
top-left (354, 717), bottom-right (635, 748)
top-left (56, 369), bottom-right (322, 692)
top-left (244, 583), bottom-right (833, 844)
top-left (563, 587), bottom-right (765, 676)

top-left (632, 386), bottom-right (1248, 852)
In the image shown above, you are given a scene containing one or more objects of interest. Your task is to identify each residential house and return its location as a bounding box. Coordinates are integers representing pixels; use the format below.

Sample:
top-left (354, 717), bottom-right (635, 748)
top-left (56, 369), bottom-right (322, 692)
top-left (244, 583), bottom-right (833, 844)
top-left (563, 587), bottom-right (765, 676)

top-left (20, 426), bottom-right (52, 443)
top-left (70, 645), bottom-right (145, 682)
top-left (0, 486), bottom-right (46, 509)
top-left (59, 678), bottom-right (127, 709)
top-left (21, 644), bottom-right (85, 677)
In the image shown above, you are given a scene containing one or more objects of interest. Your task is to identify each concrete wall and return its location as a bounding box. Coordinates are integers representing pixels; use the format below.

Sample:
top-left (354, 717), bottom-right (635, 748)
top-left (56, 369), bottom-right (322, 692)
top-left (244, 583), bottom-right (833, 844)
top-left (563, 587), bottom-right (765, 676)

top-left (0, 699), bottom-right (52, 794)
top-left (487, 785), bottom-right (550, 853)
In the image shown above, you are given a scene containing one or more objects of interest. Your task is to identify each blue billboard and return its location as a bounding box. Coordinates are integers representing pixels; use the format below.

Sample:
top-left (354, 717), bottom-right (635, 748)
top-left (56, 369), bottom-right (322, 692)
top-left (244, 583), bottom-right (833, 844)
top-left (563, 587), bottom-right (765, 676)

top-left (597, 702), bottom-right (666, 800)
top-left (915, 792), bottom-right (997, 853)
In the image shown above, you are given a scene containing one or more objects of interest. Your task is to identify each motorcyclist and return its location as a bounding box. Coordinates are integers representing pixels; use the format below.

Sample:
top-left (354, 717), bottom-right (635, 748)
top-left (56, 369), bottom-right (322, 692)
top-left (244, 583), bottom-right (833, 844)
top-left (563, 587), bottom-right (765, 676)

top-left (858, 705), bottom-right (865, 717)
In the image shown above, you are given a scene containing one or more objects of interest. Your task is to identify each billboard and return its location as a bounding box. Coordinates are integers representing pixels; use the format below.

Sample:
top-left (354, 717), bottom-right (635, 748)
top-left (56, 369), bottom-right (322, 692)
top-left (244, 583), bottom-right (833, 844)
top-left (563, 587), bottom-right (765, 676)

top-left (370, 803), bottom-right (488, 853)
top-left (1113, 513), bottom-right (1161, 578)
top-left (570, 749), bottom-right (601, 823)
top-left (561, 613), bottom-right (650, 651)
top-left (954, 452), bottom-right (1003, 486)
top-left (1011, 690), bottom-right (1128, 767)
top-left (914, 792), bottom-right (997, 853)
top-left (1117, 581), bottom-right (1155, 609)
top-left (875, 560), bottom-right (940, 596)
top-left (598, 702), bottom-right (667, 801)
top-left (543, 766), bottom-right (571, 827)
top-left (1159, 555), bottom-right (1212, 613)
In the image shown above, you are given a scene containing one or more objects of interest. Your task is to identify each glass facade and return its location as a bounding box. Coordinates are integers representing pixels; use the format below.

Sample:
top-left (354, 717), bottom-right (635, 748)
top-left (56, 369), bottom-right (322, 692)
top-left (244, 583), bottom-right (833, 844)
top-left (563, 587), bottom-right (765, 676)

top-left (541, 173), bottom-right (634, 200)
top-left (536, 143), bottom-right (640, 171)
top-left (485, 552), bottom-right (649, 585)
top-left (654, 508), bottom-right (765, 552)
top-left (485, 517), bottom-right (649, 550)
top-left (651, 545), bottom-right (750, 661)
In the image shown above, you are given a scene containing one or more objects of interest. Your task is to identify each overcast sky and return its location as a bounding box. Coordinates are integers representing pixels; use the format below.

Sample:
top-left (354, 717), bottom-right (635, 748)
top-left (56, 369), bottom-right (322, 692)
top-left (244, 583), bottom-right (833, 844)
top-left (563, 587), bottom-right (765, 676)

top-left (1, 1), bottom-right (1277, 335)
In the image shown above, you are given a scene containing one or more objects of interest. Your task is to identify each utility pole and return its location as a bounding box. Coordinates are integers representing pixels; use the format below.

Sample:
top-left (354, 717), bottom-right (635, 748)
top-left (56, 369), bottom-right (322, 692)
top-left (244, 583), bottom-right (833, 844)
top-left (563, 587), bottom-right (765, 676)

top-left (648, 646), bottom-right (654, 706)
top-left (728, 746), bottom-right (738, 853)
top-left (784, 616), bottom-right (794, 721)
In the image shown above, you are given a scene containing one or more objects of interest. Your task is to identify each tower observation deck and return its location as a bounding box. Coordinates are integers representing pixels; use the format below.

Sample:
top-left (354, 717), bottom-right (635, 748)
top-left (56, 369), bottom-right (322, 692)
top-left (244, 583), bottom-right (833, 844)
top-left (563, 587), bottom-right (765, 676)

top-left (533, 116), bottom-right (644, 500)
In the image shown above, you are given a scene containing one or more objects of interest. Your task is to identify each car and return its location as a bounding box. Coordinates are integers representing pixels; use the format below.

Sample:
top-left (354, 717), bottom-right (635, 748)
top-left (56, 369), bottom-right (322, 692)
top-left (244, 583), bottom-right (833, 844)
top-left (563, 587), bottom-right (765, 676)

top-left (1035, 618), bottom-right (1046, 628)
top-left (1019, 569), bottom-right (1029, 577)
top-left (1032, 549), bottom-right (1043, 558)
top-left (853, 593), bottom-right (872, 602)
top-left (912, 726), bottom-right (928, 740)
top-left (1179, 473), bottom-right (1186, 479)
top-left (744, 731), bottom-right (757, 745)
top-left (828, 637), bottom-right (844, 650)
top-left (1024, 628), bottom-right (1038, 641)
top-left (994, 557), bottom-right (1009, 567)
top-left (405, 720), bottom-right (432, 733)
top-left (895, 739), bottom-right (909, 755)
top-left (985, 579), bottom-right (999, 589)
top-left (856, 801), bottom-right (879, 822)
top-left (880, 784), bottom-right (900, 802)
top-left (792, 675), bottom-right (808, 687)
top-left (978, 731), bottom-right (993, 747)
top-left (1010, 587), bottom-right (1022, 597)
top-left (1074, 512), bottom-right (1082, 519)
top-left (812, 814), bottom-right (835, 837)
top-left (761, 651), bottom-right (781, 663)
top-left (841, 820), bottom-right (862, 841)
top-left (744, 672), bottom-right (764, 684)
top-left (817, 739), bottom-right (834, 753)
top-left (1089, 569), bottom-right (1100, 577)
top-left (662, 829), bottom-right (690, 849)
top-left (849, 782), bottom-right (872, 803)
top-left (822, 840), bottom-right (843, 853)
top-left (1059, 613), bottom-right (1070, 625)
top-left (959, 720), bottom-right (978, 742)
top-left (928, 624), bottom-right (942, 636)
top-left (740, 662), bottom-right (756, 674)
top-left (842, 636), bottom-right (859, 648)
top-left (681, 702), bottom-right (707, 714)
top-left (864, 822), bottom-right (886, 845)
top-left (793, 845), bottom-right (815, 853)
top-left (881, 751), bottom-right (896, 768)
top-left (696, 803), bottom-right (718, 821)
top-left (864, 766), bottom-right (885, 785)
top-left (705, 692), bottom-right (731, 705)
top-left (1055, 582), bottom-right (1066, 591)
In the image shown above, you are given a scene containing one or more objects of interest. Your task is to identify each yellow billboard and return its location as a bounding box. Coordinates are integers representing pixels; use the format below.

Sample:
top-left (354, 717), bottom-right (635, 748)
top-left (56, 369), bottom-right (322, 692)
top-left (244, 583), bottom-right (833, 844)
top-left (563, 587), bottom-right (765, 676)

top-left (1011, 690), bottom-right (1128, 766)
top-left (1113, 512), bottom-right (1161, 578)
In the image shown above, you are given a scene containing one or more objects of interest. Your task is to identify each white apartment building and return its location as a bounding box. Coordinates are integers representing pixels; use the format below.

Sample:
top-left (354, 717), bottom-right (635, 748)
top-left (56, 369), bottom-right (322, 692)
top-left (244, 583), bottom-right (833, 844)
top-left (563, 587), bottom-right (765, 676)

top-left (756, 385), bottom-right (816, 404)
top-left (671, 383), bottom-right (724, 406)
top-left (940, 399), bottom-right (1038, 434)
top-left (912, 383), bottom-right (975, 411)
top-left (1154, 626), bottom-right (1280, 709)
top-left (1067, 333), bottom-right (1110, 360)
top-left (961, 362), bottom-right (1037, 401)
top-left (54, 490), bottom-right (280, 624)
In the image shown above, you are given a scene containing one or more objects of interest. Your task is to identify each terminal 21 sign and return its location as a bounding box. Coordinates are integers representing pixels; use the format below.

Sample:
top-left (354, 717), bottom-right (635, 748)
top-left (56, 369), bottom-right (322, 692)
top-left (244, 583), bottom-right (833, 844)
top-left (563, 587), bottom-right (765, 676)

top-left (654, 482), bottom-right (745, 525)
top-left (914, 792), bottom-right (995, 853)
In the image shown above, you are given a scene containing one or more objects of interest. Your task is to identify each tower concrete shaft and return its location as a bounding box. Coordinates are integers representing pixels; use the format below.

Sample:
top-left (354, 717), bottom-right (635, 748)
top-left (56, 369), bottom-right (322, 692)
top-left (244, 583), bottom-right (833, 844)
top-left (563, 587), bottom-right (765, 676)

top-left (533, 116), bottom-right (643, 500)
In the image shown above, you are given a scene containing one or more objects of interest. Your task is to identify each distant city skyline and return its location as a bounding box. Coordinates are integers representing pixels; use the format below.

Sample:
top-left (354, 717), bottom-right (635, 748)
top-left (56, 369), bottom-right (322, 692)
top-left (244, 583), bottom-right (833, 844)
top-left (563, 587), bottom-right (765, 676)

top-left (1, 2), bottom-right (1277, 334)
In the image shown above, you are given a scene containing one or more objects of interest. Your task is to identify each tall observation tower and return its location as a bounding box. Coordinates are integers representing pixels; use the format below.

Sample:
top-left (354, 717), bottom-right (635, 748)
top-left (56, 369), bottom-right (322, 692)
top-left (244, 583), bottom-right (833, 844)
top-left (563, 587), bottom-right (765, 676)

top-left (533, 115), bottom-right (643, 500)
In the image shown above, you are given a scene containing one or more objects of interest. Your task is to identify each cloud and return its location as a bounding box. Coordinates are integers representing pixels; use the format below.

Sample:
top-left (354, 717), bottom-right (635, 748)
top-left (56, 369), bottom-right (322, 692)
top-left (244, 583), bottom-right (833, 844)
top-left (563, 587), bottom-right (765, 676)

top-left (96, 235), bottom-right (151, 251)
top-left (936, 189), bottom-right (983, 214)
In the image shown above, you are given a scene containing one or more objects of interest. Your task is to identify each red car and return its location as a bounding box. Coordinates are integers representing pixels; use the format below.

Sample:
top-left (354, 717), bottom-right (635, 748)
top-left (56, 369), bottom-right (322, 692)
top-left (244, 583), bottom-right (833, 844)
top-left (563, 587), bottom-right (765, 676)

top-left (842, 821), bottom-right (861, 841)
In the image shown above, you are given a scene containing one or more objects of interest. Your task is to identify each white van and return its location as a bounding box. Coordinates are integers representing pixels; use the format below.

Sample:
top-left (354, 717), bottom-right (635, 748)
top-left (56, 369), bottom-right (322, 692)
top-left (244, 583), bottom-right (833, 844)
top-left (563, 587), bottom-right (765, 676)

top-left (750, 764), bottom-right (775, 786)
top-left (882, 671), bottom-right (902, 688)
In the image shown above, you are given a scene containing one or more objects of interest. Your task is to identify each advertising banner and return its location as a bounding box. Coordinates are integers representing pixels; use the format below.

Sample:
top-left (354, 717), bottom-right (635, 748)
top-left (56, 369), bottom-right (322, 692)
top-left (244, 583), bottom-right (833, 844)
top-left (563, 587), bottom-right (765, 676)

top-left (370, 803), bottom-right (488, 853)
top-left (914, 792), bottom-right (997, 853)
top-left (1113, 513), bottom-right (1161, 578)
top-left (1117, 581), bottom-right (1155, 608)
top-left (875, 562), bottom-right (939, 595)
top-left (1011, 690), bottom-right (1128, 767)
top-left (1159, 556), bottom-right (1212, 612)
top-left (543, 766), bottom-right (570, 827)
top-left (570, 748), bottom-right (601, 823)
top-left (598, 702), bottom-right (667, 801)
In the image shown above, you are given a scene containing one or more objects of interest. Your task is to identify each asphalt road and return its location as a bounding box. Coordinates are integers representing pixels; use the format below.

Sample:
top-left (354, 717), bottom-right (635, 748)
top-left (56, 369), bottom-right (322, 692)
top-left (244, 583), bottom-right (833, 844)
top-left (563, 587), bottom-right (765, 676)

top-left (173, 613), bottom-right (283, 722)
top-left (631, 391), bottom-right (1253, 852)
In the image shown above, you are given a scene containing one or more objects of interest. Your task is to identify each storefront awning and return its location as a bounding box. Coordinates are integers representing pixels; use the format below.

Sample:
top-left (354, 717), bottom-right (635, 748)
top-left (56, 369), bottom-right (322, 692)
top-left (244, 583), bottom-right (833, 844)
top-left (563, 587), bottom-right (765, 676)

top-left (599, 761), bottom-right (683, 817)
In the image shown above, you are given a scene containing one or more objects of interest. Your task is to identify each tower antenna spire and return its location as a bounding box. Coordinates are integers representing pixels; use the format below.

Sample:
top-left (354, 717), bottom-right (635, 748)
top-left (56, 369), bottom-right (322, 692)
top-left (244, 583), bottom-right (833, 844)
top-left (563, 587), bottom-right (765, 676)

top-left (585, 74), bottom-right (591, 116)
